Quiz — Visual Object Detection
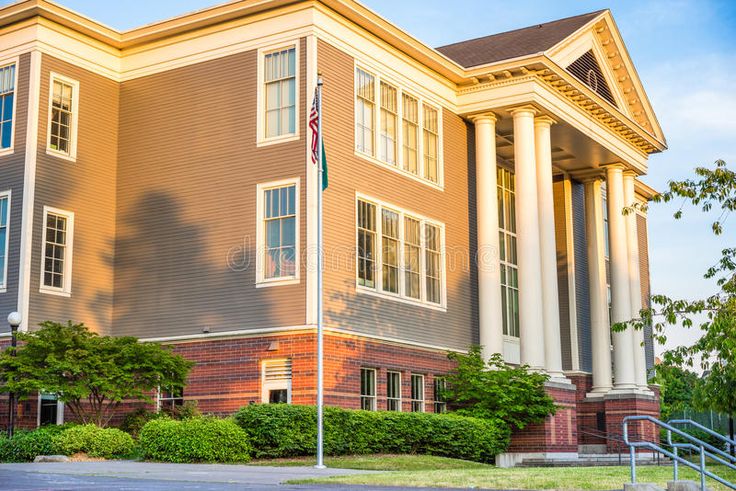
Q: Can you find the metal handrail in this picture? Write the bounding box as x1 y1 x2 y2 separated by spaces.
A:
623 415 736 491
669 419 736 457
666 419 736 483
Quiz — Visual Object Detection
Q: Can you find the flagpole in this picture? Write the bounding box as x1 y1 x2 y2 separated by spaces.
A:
315 74 326 470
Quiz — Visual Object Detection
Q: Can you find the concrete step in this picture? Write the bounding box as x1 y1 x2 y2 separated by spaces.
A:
518 454 671 467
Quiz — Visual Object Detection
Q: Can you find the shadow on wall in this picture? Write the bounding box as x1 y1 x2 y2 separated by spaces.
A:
111 191 277 339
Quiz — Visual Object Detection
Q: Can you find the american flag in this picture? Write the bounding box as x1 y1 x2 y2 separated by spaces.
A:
309 86 320 166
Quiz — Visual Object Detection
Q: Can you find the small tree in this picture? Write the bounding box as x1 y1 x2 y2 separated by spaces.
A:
0 321 193 427
444 346 556 430
616 160 736 450
652 364 700 421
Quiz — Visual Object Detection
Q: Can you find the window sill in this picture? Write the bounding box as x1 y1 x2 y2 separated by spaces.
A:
45 148 76 163
355 285 446 312
354 150 444 191
256 133 300 148
0 147 15 158
0 288 6 294
39 287 71 297
256 277 300 288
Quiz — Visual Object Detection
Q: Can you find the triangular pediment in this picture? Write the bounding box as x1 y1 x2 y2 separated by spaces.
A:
545 10 665 145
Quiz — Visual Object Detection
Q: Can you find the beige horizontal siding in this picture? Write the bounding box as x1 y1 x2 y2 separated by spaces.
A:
0 52 30 333
28 54 119 334
113 39 307 339
318 39 476 351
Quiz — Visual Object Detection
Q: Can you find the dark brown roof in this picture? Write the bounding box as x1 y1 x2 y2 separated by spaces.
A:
435 10 605 68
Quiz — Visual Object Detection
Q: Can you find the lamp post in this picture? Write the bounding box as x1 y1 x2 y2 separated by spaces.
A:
7 311 21 438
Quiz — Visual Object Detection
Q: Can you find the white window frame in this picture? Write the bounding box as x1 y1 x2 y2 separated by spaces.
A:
360 367 377 411
355 193 446 310
37 392 64 427
261 358 292 404
45 72 80 162
156 385 184 413
498 167 519 339
433 376 447 414
255 177 300 288
354 63 444 189
386 370 402 412
39 206 74 297
410 373 425 412
256 41 300 147
0 190 11 293
0 57 19 157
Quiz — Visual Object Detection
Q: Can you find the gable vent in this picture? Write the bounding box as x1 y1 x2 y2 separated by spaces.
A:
566 50 617 107
264 359 292 381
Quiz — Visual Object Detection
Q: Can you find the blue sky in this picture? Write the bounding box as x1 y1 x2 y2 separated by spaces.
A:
10 0 736 355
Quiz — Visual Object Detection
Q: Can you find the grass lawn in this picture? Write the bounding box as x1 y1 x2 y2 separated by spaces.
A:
250 454 488 470
281 455 736 490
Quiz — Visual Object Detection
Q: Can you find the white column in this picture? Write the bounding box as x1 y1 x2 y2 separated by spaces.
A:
534 116 566 381
605 164 637 393
583 177 613 397
623 171 652 393
473 114 504 359
510 106 546 371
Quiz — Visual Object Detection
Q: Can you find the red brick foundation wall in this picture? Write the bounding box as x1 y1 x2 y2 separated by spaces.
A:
508 382 578 454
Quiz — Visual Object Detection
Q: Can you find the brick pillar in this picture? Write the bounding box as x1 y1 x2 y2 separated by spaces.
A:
603 392 660 453
504 381 578 462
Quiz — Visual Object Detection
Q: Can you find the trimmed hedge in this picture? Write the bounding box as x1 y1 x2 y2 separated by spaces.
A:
139 417 251 463
0 424 72 462
234 404 510 463
53 424 135 458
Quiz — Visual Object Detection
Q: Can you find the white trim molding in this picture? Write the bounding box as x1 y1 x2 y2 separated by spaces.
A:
255 177 301 288
17 49 42 333
38 205 74 297
45 71 80 162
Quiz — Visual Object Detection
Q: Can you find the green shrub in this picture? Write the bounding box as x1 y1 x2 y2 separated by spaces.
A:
53 424 135 458
139 417 251 463
234 404 510 463
1 425 72 462
120 408 167 438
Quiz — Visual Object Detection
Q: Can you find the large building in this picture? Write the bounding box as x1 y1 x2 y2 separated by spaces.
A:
0 0 665 464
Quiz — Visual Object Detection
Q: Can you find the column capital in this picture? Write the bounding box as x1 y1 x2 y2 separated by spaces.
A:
468 112 498 124
571 169 606 183
622 169 640 179
508 105 538 117
601 162 627 172
534 115 557 127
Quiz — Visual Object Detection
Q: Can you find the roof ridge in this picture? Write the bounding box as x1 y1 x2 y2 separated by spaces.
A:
435 9 606 50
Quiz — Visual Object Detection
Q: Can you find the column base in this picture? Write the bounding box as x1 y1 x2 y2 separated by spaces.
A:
585 386 613 399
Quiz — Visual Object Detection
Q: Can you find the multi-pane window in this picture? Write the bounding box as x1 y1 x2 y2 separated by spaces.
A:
158 386 184 413
264 47 296 138
401 94 419 174
356 198 444 306
41 209 73 293
410 374 424 412
0 193 8 289
357 200 376 288
433 377 447 414
403 217 421 300
49 78 75 156
356 68 375 155
422 105 439 183
0 63 15 150
602 193 612 323
387 371 401 411
425 224 441 305
379 82 398 165
360 368 376 410
355 68 441 185
261 183 297 281
381 209 399 294
498 168 519 337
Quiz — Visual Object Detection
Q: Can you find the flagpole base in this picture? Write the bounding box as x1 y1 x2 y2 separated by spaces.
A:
314 464 327 469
